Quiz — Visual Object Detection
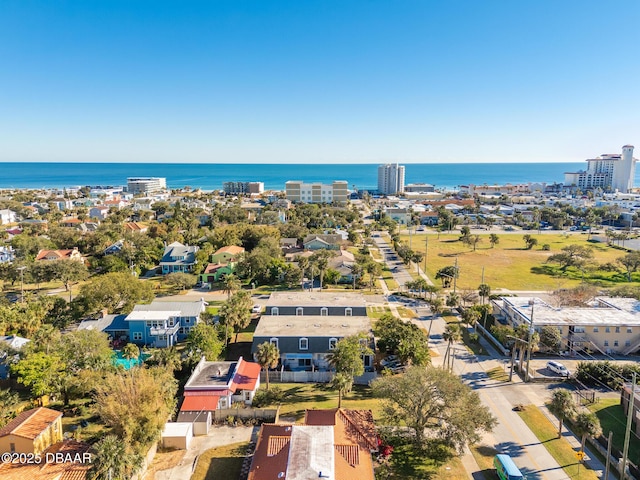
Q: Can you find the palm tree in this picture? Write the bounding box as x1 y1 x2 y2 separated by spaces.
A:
297 256 310 290
149 346 182 372
478 283 491 304
548 389 577 438
255 342 280 390
331 372 353 408
428 297 444 337
222 274 241 299
87 434 143 480
573 411 602 454
442 324 462 370
122 343 140 363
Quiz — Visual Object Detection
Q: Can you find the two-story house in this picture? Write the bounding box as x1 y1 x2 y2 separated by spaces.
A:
200 245 245 284
160 241 199 274
252 293 374 372
35 247 84 263
302 234 343 251
125 299 206 347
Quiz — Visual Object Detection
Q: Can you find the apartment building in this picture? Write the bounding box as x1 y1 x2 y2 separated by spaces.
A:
126 177 167 195
223 181 264 195
285 180 349 204
377 163 405 195
493 296 640 355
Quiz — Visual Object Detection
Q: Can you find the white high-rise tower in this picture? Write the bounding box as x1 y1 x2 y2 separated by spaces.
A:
612 145 636 193
377 164 405 195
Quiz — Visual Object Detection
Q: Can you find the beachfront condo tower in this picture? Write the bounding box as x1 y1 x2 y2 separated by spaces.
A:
377 163 405 195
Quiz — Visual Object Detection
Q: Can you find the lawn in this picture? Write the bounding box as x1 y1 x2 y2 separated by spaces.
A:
517 405 600 480
382 267 399 290
259 383 383 421
367 305 391 318
470 444 499 480
377 442 471 479
588 397 640 465
403 232 630 290
191 442 249 480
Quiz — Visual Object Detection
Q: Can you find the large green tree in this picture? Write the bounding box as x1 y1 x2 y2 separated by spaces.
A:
218 290 253 343
372 366 495 450
75 272 154 315
327 333 372 385
185 322 223 364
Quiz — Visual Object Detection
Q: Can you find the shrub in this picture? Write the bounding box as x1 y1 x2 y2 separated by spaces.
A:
469 333 479 343
542 244 551 251
252 386 284 407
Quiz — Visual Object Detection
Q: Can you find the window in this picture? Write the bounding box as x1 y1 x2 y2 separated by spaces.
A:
299 338 308 350
593 327 599 333
321 307 328 316
626 340 632 347
574 327 585 333
628 327 633 334
329 338 338 350
345 308 352 316
9 443 15 453
616 327 620 333
168 318 175 327
605 327 610 333
604 340 609 347
133 332 143 341
270 338 279 349
614 340 619 347
185 318 191 324
296 307 304 316
271 307 279 316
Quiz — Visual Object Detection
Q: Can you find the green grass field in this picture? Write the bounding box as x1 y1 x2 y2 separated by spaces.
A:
402 232 631 290
517 405 599 480
588 397 640 465
191 442 249 480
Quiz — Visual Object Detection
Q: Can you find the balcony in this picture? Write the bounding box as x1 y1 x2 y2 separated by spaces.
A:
150 323 180 336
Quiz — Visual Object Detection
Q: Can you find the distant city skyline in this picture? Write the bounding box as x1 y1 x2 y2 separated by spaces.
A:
0 1 639 164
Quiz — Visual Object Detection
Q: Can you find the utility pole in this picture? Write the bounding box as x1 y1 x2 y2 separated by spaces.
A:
17 266 26 303
621 374 636 480
525 299 535 382
604 430 612 480
509 336 517 382
453 257 458 294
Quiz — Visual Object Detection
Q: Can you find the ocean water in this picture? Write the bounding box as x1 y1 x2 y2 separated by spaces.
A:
0 162 600 191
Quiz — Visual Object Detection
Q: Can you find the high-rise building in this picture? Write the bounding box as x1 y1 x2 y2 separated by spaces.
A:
377 164 405 195
126 177 167 195
285 181 349 204
564 145 636 193
223 181 264 195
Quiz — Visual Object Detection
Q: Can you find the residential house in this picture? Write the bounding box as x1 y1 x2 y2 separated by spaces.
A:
328 249 356 283
0 439 91 480
103 240 124 255
35 247 84 263
385 207 411 225
0 407 62 455
77 314 128 345
247 408 378 480
88 206 110 220
303 234 343 251
252 293 374 372
0 335 30 379
160 241 199 274
280 238 299 250
200 245 245 284
126 299 207 346
420 211 439 226
180 356 261 412
0 209 17 225
124 222 148 233
59 218 83 228
0 246 15 264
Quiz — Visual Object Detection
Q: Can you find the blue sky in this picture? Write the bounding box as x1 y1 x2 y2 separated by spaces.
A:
1 1 639 164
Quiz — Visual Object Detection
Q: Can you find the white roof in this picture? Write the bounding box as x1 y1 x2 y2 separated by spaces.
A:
162 422 193 438
287 425 334 480
125 310 182 321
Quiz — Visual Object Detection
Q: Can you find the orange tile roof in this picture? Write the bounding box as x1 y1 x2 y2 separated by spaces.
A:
214 245 245 255
35 249 78 261
124 222 146 231
248 410 377 480
0 407 62 440
0 440 90 480
179 395 219 412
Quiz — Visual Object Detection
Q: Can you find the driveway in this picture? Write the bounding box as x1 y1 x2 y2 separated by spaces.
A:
153 425 256 480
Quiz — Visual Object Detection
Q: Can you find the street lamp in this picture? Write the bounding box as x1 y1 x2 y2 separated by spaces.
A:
17 266 26 303
525 299 535 382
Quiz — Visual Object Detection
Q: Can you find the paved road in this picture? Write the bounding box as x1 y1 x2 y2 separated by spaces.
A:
372 234 415 288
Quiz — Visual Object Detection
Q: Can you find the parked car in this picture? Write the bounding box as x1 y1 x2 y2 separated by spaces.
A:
546 361 570 377
380 355 398 367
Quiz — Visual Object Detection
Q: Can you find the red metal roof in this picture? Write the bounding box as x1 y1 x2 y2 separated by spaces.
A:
231 359 261 391
180 395 219 412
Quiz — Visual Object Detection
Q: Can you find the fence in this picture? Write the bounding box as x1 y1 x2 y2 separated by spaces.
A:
261 371 377 385
475 322 510 356
212 407 280 424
